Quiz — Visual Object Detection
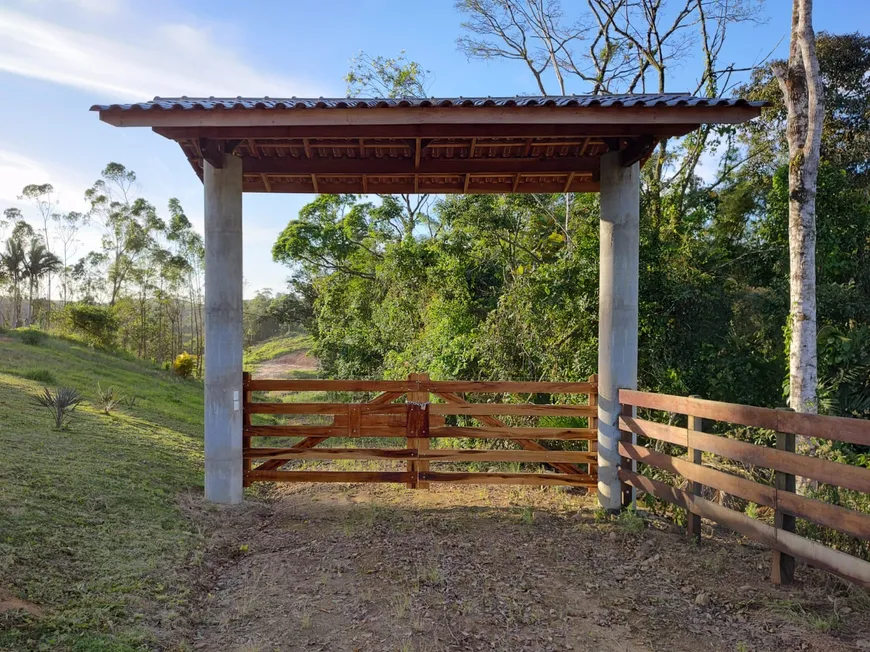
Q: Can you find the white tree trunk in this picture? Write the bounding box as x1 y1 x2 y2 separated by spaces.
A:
773 0 824 490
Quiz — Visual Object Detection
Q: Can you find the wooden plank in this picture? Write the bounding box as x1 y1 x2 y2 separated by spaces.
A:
246 403 352 415
108 105 762 129
429 403 596 416
620 389 779 430
772 416 797 585
408 373 430 490
777 491 870 543
420 471 595 487
429 426 597 440
247 448 417 460
618 442 777 508
619 469 870 588
619 416 688 447
246 448 595 463
687 402 703 543
248 379 419 392
244 425 345 437
247 470 411 484
688 429 870 494
434 392 584 476
588 373 598 475
420 450 595 463
619 390 870 447
154 123 703 141
242 372 253 485
423 380 595 394
243 156 601 177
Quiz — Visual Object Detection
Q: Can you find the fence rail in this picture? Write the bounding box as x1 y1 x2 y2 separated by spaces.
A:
242 372 599 490
618 389 870 588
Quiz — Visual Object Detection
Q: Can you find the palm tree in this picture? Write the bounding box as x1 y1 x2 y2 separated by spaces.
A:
1 238 27 327
23 241 61 326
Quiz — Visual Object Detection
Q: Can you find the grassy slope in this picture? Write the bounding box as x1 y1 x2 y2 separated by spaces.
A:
0 334 205 651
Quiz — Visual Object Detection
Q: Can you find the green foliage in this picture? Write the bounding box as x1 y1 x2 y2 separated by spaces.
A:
95 383 123 415
345 50 430 98
172 351 196 378
63 302 119 348
17 327 46 345
33 386 83 429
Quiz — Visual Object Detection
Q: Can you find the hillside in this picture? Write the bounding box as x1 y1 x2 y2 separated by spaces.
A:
244 333 317 377
0 331 205 651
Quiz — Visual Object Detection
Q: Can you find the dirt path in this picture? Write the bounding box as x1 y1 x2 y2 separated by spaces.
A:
182 485 870 652
254 349 318 378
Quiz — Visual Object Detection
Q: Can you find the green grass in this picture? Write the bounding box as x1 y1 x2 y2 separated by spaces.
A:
0 333 205 651
243 333 314 370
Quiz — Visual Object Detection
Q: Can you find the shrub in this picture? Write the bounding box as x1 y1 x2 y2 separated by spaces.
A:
64 303 118 348
20 368 57 384
95 383 123 415
18 328 46 346
172 352 196 379
34 386 83 429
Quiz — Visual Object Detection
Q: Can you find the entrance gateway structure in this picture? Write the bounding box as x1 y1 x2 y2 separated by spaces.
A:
92 95 765 509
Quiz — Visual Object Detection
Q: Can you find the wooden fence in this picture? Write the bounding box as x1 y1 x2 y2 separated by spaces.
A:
618 389 870 588
242 372 598 489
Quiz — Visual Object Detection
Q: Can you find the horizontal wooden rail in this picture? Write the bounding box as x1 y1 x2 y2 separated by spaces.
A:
620 389 870 447
619 469 870 588
244 425 406 438
429 426 597 440
246 470 412 483
245 447 595 463
419 471 595 486
248 378 595 394
619 442 870 542
620 416 870 494
429 403 595 416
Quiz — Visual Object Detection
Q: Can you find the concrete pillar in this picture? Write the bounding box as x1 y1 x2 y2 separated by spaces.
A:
597 151 640 511
204 153 244 504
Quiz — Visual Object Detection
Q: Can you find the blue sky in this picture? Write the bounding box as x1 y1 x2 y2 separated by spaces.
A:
0 0 867 297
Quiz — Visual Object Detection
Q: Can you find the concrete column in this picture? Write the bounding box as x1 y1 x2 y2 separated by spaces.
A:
204 153 244 504
597 151 640 511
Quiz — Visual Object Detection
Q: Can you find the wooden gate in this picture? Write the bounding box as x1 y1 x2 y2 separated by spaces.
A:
242 372 598 489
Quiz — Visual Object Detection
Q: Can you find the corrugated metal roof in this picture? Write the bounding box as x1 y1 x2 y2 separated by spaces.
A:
92 94 766 112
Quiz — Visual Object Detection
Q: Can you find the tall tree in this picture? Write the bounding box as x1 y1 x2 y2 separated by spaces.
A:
20 184 58 324
770 0 824 432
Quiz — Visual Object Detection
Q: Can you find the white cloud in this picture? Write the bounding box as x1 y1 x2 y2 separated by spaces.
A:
0 148 89 212
0 5 327 100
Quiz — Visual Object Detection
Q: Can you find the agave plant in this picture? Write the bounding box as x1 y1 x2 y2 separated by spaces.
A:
95 383 123 415
34 386 83 429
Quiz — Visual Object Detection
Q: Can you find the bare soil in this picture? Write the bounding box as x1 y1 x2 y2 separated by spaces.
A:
180 484 870 652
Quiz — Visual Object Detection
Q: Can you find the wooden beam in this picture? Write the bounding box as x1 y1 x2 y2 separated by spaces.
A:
242 178 601 195
414 137 422 168
242 155 600 176
153 123 703 141
199 138 224 168
468 137 477 158
261 174 271 192
563 172 575 193
311 174 319 193
620 136 658 167
302 138 312 158
106 105 762 128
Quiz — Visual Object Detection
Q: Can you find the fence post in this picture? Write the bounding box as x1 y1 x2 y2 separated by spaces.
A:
619 400 634 510
406 373 430 489
588 374 598 481
686 397 703 544
772 407 796 585
242 371 252 488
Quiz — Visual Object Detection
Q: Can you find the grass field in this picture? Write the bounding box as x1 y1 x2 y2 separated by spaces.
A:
0 331 205 651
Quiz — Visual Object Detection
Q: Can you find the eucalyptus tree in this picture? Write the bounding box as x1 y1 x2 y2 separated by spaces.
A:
20 184 59 322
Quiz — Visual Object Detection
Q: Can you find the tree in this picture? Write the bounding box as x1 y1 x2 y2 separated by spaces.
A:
20 184 59 324
85 163 160 306
53 211 84 306
1 231 28 327
22 239 61 325
770 0 824 437
345 51 431 98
